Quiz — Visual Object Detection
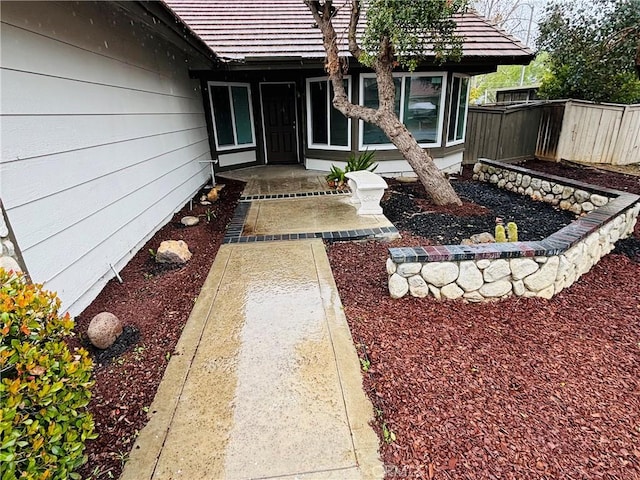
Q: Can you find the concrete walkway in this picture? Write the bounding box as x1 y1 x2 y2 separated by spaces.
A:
121 167 384 479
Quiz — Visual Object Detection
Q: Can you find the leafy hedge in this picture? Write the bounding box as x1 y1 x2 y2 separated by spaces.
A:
0 268 95 479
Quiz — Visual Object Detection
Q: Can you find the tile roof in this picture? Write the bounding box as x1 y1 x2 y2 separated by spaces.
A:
162 0 532 64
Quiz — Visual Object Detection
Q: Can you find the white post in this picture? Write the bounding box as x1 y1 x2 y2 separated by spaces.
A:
199 159 217 186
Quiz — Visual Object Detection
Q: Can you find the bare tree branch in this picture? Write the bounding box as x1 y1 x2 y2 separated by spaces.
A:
348 0 362 60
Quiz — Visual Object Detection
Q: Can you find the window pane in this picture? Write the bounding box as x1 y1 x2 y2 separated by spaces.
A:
362 77 401 145
456 78 469 141
329 80 348 146
231 86 253 145
211 86 234 146
405 76 442 144
310 81 328 145
447 77 461 142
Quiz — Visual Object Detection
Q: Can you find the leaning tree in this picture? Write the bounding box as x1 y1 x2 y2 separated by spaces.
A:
304 0 469 206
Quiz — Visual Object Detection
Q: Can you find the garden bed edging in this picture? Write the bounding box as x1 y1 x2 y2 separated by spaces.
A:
387 159 640 302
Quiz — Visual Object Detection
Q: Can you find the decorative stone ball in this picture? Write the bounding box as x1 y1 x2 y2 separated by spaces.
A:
87 312 123 349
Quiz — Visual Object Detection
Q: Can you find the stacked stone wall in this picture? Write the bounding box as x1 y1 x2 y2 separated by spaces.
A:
388 160 640 302
472 162 610 215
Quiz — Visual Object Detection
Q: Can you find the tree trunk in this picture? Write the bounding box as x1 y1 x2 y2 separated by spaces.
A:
377 113 462 205
305 0 462 206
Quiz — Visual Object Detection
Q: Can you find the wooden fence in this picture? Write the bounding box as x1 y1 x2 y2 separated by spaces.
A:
464 99 640 166
552 100 640 165
463 103 542 164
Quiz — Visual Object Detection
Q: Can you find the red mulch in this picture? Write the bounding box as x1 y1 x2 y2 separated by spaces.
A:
70 180 243 479
327 240 640 479
327 160 640 479
66 160 640 479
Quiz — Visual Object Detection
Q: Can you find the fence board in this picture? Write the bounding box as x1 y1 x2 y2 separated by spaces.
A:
535 102 565 160
466 99 638 166
613 105 640 165
464 104 540 164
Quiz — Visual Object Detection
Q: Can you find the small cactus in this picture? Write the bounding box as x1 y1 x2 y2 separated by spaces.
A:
495 224 507 242
507 222 518 242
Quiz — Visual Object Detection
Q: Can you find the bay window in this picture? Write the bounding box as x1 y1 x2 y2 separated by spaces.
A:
359 73 446 149
447 75 470 145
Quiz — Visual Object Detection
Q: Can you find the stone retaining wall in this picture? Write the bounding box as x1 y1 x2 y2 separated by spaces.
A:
0 202 25 274
387 160 640 302
472 161 611 215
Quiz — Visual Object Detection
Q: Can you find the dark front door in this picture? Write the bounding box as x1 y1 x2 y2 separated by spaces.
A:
261 83 298 164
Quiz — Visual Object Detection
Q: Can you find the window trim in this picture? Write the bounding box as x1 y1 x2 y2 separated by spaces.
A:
358 72 448 151
207 81 256 151
446 74 471 147
305 76 352 151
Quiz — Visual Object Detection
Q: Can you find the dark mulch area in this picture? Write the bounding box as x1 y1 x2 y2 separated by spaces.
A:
327 160 640 479
383 179 576 244
68 179 244 479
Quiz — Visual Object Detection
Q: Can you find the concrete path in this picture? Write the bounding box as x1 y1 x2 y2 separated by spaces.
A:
121 167 383 479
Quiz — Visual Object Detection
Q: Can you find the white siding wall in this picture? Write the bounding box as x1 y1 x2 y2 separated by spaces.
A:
0 2 213 315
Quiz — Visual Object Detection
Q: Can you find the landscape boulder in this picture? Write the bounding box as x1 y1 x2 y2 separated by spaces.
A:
156 240 192 264
181 216 200 227
87 312 123 349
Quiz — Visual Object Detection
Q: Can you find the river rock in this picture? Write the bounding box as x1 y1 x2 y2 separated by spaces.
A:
397 262 422 277
470 232 495 244
0 256 21 273
456 261 483 292
483 259 510 282
441 283 464 300
523 256 559 292
386 258 397 275
181 216 200 227
87 312 123 349
421 262 459 287
389 273 409 299
156 240 192 264
573 189 590 203
509 258 539 280
408 275 429 298
479 280 512 298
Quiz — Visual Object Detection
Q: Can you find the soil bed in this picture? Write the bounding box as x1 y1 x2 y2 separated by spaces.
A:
382 178 576 244
71 180 244 479
70 160 639 479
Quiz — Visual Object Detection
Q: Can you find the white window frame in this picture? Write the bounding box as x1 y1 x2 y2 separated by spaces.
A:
446 74 471 147
358 72 448 151
306 76 352 151
207 81 257 151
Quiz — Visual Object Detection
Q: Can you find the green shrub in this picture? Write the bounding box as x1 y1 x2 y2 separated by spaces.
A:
327 150 378 185
326 164 346 184
0 268 95 480
345 150 377 173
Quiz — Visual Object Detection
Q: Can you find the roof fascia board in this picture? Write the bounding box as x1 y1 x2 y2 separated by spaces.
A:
113 1 218 65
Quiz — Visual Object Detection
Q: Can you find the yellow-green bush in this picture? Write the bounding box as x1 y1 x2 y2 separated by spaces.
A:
0 268 95 480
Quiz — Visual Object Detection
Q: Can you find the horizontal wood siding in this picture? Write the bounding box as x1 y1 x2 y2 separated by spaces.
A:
0 2 212 315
